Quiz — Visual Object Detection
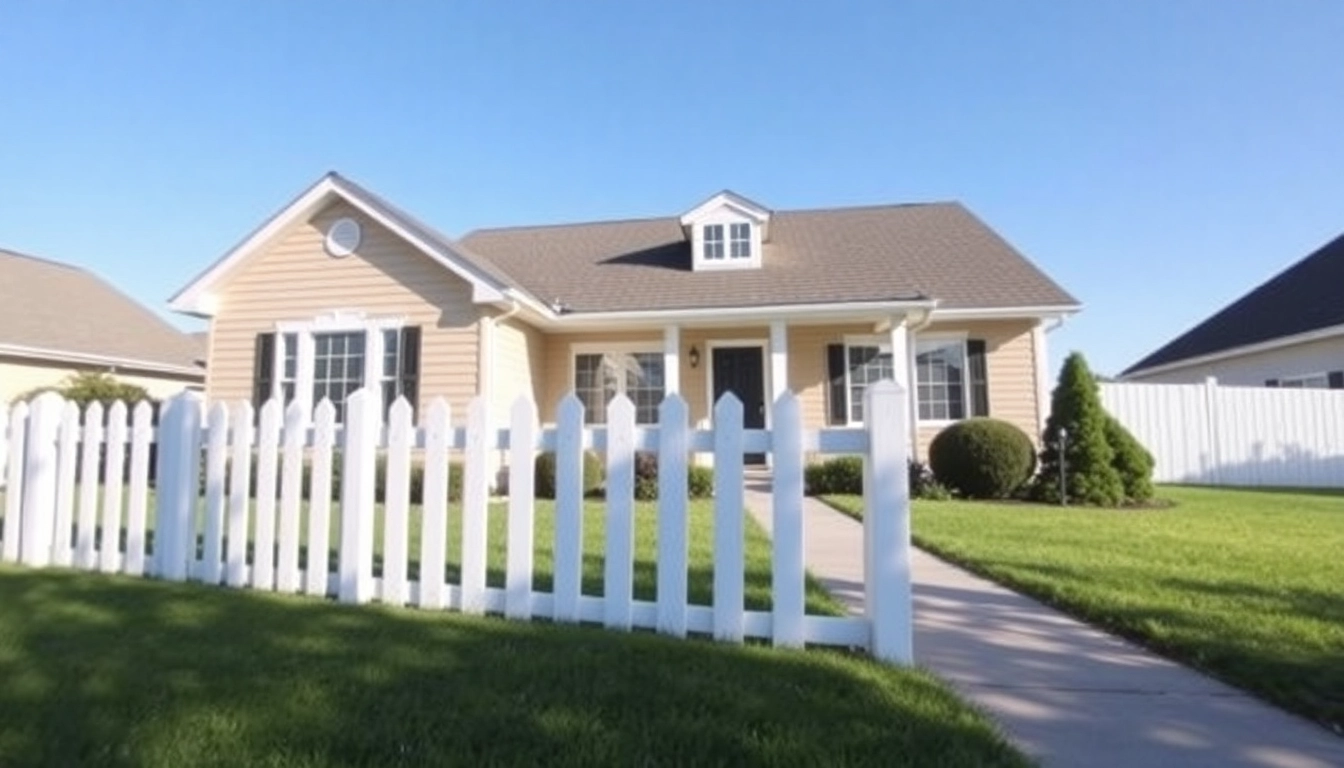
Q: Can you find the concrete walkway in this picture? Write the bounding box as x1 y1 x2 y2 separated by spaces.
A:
742 479 1344 768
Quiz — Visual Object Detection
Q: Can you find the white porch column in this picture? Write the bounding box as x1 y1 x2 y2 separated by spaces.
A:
769 320 788 407
663 325 681 395
888 318 916 458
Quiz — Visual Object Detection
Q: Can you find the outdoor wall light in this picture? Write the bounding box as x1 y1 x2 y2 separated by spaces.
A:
689 345 701 368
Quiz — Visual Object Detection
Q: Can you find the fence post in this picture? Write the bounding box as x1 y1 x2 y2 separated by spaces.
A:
2 401 27 563
339 388 378 604
19 392 64 567
155 391 203 581
863 380 913 664
1204 376 1221 485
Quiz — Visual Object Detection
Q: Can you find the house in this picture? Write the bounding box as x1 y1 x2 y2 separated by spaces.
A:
169 172 1077 459
1123 232 1344 388
0 248 205 405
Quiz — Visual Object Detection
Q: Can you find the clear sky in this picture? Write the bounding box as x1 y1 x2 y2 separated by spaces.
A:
3 1 1342 377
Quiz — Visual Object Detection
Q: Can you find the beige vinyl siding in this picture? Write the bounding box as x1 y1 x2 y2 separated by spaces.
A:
0 356 202 405
492 316 546 418
205 200 482 413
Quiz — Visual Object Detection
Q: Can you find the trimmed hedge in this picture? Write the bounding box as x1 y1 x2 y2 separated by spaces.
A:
533 450 605 500
928 418 1035 499
206 452 464 504
804 456 949 500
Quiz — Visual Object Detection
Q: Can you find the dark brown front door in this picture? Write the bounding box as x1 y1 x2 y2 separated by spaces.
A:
711 346 766 465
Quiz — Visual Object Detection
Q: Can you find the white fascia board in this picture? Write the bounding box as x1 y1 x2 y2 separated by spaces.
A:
168 174 507 317
929 305 1081 322
0 344 205 378
537 299 939 330
1121 321 1344 380
679 191 771 227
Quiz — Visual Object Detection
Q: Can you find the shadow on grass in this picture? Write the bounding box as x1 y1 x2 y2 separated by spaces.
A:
0 567 1025 767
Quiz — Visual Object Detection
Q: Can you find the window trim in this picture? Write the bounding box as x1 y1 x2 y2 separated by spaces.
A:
842 333 969 427
271 311 406 421
570 342 666 424
692 218 763 271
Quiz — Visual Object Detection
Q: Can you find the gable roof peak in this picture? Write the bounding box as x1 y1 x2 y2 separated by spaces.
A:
679 190 772 227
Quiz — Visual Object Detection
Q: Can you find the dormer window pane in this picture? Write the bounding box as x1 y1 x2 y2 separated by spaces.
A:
730 223 751 259
704 224 724 259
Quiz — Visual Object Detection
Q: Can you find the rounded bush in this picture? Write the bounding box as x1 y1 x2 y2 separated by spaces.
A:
928 418 1035 499
535 450 604 499
687 465 714 499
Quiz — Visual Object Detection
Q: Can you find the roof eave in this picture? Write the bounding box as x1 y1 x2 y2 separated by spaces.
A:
1121 321 1344 379
0 344 205 378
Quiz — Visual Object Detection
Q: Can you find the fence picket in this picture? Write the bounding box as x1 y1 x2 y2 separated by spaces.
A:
99 401 128 573
202 403 229 584
418 398 451 610
864 381 912 664
383 397 413 607
506 396 538 620
276 400 306 594
1 402 24 563
338 389 377 604
552 394 585 623
73 402 101 569
226 402 254 588
155 392 203 582
605 395 636 631
123 401 154 576
656 394 689 637
712 393 746 643
252 399 282 590
460 397 489 614
19 393 63 566
771 392 805 648
305 400 336 596
52 401 80 567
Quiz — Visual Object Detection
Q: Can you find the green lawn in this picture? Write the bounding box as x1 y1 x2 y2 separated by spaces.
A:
821 486 1344 731
1 492 842 616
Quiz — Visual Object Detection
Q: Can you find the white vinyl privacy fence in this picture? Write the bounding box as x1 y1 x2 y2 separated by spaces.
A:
0 383 913 663
1100 379 1344 488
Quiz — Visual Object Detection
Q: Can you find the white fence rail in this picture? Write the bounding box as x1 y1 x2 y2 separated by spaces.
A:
0 384 913 662
1100 379 1344 488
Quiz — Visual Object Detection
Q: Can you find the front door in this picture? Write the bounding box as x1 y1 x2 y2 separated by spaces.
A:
711 346 767 465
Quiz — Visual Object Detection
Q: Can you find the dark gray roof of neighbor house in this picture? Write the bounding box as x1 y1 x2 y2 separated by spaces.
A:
0 248 204 371
1123 232 1344 375
457 202 1077 313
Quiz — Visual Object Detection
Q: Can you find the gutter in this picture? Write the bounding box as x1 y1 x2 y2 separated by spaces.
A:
0 344 204 378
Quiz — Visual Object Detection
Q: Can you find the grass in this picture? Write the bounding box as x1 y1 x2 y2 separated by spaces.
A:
821 486 1344 732
2 490 843 616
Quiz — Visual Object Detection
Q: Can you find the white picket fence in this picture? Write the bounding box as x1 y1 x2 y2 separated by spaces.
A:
1100 379 1344 488
0 383 913 662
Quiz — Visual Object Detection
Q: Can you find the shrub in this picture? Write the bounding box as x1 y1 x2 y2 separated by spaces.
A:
15 371 155 408
534 451 605 500
1033 352 1124 506
928 418 1035 499
687 465 714 499
804 456 864 495
206 452 463 504
1105 416 1155 504
633 451 659 501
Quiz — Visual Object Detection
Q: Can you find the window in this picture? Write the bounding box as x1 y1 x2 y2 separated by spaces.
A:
280 333 298 405
381 327 420 416
841 338 970 424
729 222 751 259
313 332 366 423
915 340 967 421
703 224 724 260
573 350 665 425
1279 373 1330 389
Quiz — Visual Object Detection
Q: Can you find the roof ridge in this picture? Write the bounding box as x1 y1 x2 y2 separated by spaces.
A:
0 247 87 272
462 200 960 238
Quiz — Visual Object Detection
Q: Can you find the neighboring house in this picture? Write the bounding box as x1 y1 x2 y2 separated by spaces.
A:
169 173 1078 460
0 248 205 404
1123 232 1344 388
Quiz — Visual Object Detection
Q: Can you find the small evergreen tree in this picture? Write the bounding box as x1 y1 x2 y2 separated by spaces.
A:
1034 352 1124 506
1105 415 1155 504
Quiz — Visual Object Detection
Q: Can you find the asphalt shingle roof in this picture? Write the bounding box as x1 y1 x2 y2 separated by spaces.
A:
0 248 203 370
457 202 1077 313
1123 232 1344 375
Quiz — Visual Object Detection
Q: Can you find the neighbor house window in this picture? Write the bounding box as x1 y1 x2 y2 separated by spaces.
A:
843 338 970 424
729 222 752 259
573 349 665 425
703 224 725 260
1277 373 1330 389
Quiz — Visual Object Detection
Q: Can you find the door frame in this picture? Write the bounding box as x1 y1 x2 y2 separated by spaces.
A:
704 339 772 428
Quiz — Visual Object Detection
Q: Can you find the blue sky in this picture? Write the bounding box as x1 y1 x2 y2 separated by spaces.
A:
2 1 1342 377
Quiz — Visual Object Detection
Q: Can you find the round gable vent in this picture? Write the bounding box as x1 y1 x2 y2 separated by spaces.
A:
325 217 362 258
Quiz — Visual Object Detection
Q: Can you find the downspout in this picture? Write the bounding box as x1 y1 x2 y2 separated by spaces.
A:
480 299 523 406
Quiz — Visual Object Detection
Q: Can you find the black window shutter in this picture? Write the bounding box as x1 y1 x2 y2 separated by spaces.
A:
967 339 989 417
1265 379 1280 388
1329 371 1344 389
826 344 848 425
252 332 276 408
399 326 421 407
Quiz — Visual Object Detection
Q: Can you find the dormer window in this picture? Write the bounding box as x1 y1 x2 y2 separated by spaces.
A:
704 224 725 260
729 223 752 259
680 190 771 272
